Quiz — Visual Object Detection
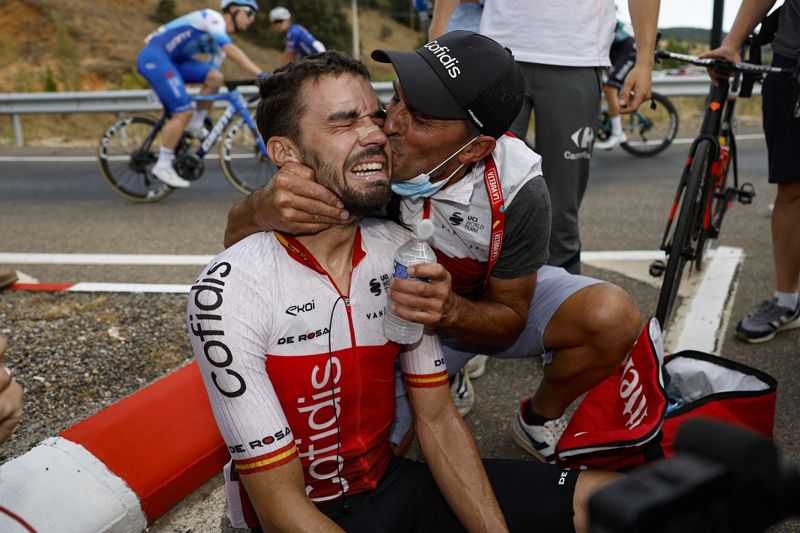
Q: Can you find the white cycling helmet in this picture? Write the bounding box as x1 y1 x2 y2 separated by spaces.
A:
269 6 291 22
220 0 259 12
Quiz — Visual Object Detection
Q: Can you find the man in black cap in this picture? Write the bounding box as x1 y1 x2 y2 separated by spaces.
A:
225 31 642 466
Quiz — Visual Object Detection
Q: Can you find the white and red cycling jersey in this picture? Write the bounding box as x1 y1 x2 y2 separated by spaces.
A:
188 219 448 527
397 134 550 296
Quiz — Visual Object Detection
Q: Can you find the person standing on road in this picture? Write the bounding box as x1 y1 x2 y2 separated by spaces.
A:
702 0 800 343
136 0 267 189
223 32 643 465
190 50 620 532
269 6 327 66
462 0 660 274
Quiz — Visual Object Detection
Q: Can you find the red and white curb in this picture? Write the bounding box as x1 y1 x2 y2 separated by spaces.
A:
10 282 190 294
0 363 228 532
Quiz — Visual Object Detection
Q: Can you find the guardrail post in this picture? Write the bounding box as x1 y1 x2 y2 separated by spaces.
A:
11 114 24 146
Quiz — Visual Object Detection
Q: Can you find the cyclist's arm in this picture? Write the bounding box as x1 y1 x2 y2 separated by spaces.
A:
224 162 350 248
621 0 660 113
402 336 508 532
429 0 459 40
239 461 342 532
281 50 298 66
222 42 264 78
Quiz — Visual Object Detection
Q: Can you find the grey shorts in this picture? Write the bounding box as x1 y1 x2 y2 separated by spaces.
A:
391 265 603 443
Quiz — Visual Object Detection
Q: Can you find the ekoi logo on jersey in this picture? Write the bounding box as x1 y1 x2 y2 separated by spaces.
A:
277 327 330 345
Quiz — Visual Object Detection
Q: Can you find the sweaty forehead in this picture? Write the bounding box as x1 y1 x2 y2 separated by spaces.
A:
302 74 379 123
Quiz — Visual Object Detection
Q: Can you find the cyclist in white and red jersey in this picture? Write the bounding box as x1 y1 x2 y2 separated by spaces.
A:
224 32 642 467
191 51 619 532
136 0 266 189
269 6 327 66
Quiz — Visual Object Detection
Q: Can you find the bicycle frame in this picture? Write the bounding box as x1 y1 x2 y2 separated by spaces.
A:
142 85 267 161
658 76 735 252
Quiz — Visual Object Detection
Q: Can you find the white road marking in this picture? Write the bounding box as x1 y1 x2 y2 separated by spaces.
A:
5 248 743 353
0 134 766 163
668 246 743 354
0 253 214 265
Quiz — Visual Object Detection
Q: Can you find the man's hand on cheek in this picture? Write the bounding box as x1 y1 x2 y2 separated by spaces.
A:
388 263 456 329
265 162 351 235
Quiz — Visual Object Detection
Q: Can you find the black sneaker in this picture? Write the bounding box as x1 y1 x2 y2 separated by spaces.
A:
735 298 800 343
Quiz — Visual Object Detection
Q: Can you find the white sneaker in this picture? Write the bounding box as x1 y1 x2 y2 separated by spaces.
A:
152 165 190 188
595 131 627 151
511 402 568 463
450 369 475 417
185 126 209 140
465 355 489 379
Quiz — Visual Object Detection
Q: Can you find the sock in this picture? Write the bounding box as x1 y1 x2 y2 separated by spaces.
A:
774 291 799 310
522 399 554 426
155 146 174 169
188 109 208 131
610 115 623 136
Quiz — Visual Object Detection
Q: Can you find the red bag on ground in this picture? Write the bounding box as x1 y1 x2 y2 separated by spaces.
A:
556 318 668 471
660 350 778 457
555 319 779 471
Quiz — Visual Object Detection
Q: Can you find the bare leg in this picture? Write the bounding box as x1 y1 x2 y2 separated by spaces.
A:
772 182 800 294
603 85 621 119
160 110 193 150
530 283 642 419
572 470 624 533
196 69 224 115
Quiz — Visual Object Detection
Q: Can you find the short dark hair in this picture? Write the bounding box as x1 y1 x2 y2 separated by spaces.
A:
256 51 371 146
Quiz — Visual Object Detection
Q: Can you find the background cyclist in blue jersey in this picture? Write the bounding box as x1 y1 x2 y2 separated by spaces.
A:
269 6 327 66
136 0 267 189
595 19 638 150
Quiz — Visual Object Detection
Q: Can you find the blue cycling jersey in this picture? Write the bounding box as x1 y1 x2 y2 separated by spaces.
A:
145 9 232 69
285 24 326 57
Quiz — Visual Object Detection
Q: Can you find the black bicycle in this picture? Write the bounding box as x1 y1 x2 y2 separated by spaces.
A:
97 80 276 203
597 91 679 156
649 50 797 331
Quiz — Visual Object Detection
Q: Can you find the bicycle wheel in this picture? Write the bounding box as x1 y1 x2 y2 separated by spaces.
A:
97 115 173 203
655 139 713 331
219 114 278 195
620 92 679 157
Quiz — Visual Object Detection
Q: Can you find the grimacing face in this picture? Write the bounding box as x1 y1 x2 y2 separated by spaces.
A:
296 74 392 216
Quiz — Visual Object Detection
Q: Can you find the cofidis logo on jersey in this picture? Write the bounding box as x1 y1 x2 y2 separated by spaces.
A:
423 40 461 79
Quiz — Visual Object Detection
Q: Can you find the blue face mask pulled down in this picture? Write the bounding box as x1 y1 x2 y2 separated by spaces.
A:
391 136 478 201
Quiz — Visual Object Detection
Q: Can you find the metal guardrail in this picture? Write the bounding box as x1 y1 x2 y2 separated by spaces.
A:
0 78 758 146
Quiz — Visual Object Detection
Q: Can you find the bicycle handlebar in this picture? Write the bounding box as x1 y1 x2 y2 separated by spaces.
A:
224 79 261 91
656 50 794 75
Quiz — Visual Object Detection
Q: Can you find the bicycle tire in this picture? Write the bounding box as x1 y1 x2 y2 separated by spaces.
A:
655 139 713 331
219 114 278 195
694 148 731 272
97 115 173 203
621 92 680 157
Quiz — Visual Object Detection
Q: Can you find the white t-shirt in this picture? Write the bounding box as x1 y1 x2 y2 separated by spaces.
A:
480 0 615 67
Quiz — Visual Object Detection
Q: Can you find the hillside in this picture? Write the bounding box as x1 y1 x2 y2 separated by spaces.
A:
0 0 422 92
0 1 422 143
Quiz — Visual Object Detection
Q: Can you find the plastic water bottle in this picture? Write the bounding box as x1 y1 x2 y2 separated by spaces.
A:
383 219 437 344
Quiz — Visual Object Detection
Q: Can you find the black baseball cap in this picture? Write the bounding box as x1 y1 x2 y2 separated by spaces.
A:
372 30 524 139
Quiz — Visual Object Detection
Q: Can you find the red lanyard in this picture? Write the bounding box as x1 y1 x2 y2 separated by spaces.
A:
423 155 505 291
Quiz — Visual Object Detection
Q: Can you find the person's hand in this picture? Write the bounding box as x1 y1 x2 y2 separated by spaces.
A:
388 262 456 329
699 44 741 86
261 162 351 234
619 63 653 114
0 336 22 444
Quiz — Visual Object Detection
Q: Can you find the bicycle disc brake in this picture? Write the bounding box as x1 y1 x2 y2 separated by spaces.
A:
174 153 205 181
